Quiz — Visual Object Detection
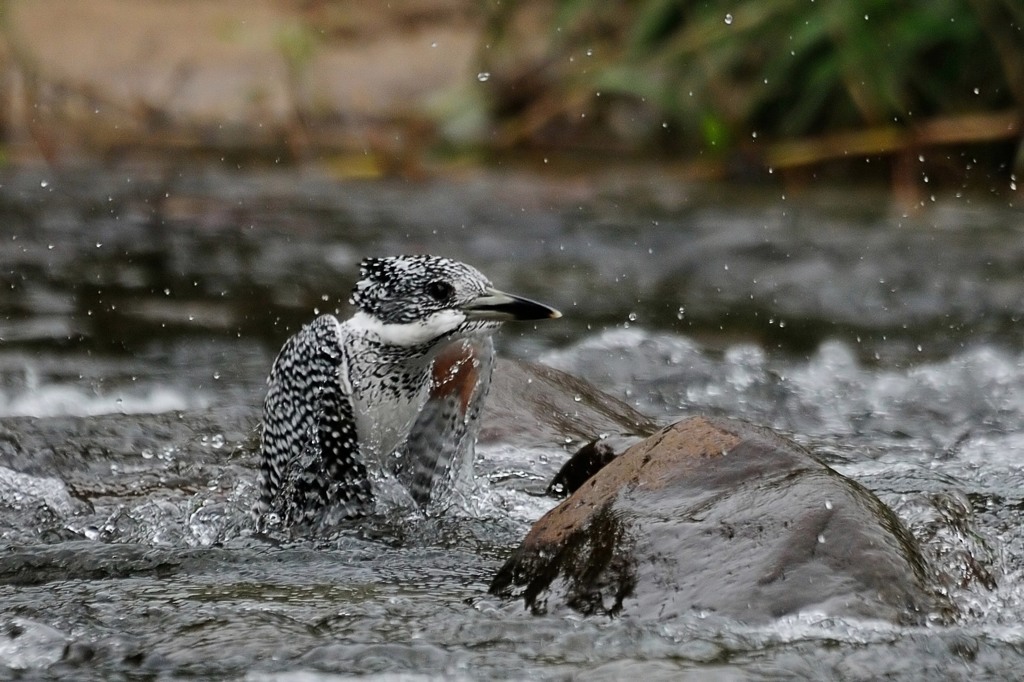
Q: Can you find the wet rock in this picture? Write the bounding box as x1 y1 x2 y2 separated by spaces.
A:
491 416 947 624
482 359 658 449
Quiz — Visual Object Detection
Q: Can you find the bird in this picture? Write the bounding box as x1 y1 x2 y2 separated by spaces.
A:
253 254 561 529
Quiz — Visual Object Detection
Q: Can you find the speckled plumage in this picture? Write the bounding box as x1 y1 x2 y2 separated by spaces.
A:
253 255 559 529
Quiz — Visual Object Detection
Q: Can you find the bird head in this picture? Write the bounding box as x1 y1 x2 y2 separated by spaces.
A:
349 255 561 347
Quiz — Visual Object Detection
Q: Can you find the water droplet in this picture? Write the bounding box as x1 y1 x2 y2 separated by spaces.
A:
825 500 833 510
40 180 49 188
973 87 980 95
430 41 438 48
817 534 826 544
676 306 686 320
627 312 638 322
476 72 490 82
724 13 733 24
573 394 582 403
585 48 593 56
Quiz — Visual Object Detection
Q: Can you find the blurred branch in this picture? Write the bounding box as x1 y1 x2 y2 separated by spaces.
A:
764 110 1022 169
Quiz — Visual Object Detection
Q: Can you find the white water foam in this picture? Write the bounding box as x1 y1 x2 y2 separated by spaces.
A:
0 383 209 418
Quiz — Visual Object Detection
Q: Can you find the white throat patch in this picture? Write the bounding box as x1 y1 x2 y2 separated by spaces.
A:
348 310 467 347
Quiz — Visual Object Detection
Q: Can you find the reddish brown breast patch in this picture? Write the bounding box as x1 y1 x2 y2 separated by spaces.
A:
431 341 481 412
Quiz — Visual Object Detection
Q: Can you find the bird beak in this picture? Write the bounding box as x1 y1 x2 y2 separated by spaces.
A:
461 288 562 321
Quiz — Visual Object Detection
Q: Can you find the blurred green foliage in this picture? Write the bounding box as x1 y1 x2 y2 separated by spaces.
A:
275 19 321 80
484 0 1023 155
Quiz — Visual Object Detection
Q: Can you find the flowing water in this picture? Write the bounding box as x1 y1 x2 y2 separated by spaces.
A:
1 164 1023 679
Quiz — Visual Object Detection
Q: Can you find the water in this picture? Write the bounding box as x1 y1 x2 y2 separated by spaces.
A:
1 164 1024 679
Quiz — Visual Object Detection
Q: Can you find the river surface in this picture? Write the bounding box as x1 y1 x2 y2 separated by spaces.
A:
1 164 1023 679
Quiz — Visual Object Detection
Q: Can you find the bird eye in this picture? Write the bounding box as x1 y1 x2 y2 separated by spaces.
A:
425 280 455 302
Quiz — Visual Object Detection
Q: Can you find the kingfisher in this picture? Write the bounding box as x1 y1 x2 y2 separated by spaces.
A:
253 254 561 529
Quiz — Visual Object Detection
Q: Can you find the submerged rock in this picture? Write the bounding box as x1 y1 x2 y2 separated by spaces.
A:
491 416 948 624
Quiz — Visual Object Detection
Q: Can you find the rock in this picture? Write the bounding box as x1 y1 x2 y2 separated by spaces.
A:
490 416 949 624
482 359 658 449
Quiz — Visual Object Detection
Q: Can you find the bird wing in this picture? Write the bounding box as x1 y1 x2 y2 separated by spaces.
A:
399 337 495 508
255 315 373 528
